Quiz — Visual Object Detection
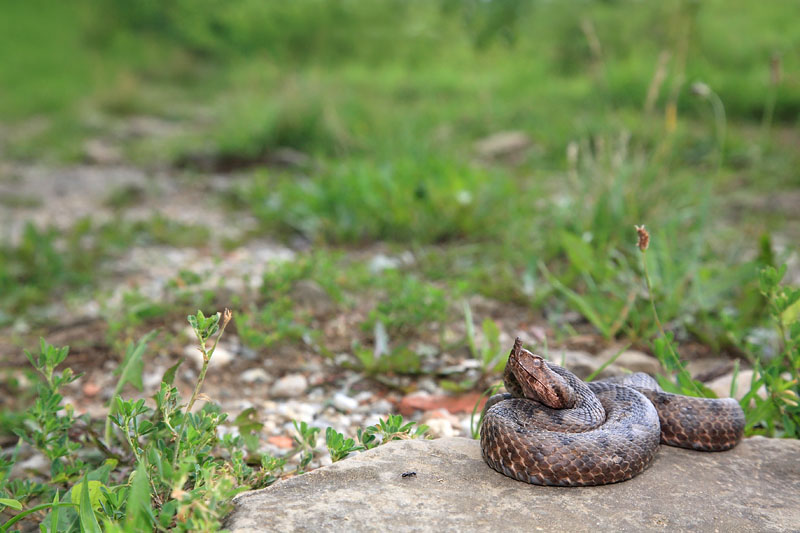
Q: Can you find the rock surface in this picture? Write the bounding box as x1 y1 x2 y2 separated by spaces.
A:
226 436 800 533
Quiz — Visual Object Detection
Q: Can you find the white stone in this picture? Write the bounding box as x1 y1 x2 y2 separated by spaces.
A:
332 392 359 412
270 374 308 398
241 368 271 384
354 391 374 403
276 400 319 422
368 254 402 273
363 399 394 415
424 418 456 438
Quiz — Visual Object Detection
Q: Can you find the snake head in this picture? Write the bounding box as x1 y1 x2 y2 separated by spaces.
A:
506 338 576 409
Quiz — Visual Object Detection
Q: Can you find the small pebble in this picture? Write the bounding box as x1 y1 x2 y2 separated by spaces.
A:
425 418 456 438
277 400 319 422
267 435 294 449
365 399 394 415
332 392 359 412
82 382 101 397
354 391 374 403
241 368 271 384
270 374 308 398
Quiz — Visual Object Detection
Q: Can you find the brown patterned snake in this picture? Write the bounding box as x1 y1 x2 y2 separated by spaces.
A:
480 338 745 486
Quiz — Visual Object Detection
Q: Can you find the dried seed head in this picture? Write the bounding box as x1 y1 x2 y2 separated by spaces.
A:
635 225 650 251
221 308 233 328
690 81 711 97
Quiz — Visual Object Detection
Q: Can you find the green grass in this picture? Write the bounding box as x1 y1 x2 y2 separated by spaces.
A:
0 216 211 326
0 0 795 385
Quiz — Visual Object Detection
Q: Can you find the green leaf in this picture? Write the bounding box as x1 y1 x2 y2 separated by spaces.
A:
77 474 102 533
71 480 106 511
161 358 184 386
481 318 502 369
1 502 76 532
782 294 800 328
113 330 157 391
0 498 23 510
158 499 179 528
125 461 155 532
49 491 60 533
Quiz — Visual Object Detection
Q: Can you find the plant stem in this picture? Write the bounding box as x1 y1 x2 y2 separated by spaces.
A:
708 90 726 172
172 310 231 464
640 248 701 395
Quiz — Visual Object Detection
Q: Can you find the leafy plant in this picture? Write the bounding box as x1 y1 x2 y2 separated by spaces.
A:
360 414 429 445
740 265 800 437
1 310 290 532
325 428 364 462
17 340 87 484
290 421 320 472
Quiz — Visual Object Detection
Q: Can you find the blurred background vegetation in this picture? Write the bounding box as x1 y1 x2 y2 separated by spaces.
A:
1 0 798 415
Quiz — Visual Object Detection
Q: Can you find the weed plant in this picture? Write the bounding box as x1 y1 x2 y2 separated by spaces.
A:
0 311 428 531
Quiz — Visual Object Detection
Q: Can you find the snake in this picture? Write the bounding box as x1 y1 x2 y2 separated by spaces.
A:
480 338 745 486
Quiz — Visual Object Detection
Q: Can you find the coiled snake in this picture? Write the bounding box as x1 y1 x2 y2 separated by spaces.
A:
480 338 745 486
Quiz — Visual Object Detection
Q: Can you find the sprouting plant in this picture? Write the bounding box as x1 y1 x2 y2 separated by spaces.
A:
360 414 428 445
325 428 365 462
291 421 320 472
463 301 507 374
18 339 87 484
174 309 233 463
361 273 448 336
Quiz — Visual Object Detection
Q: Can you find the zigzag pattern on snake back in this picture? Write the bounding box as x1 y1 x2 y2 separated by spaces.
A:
480 338 745 486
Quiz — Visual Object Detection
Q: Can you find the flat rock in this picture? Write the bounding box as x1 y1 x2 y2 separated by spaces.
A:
608 349 662 375
226 436 800 533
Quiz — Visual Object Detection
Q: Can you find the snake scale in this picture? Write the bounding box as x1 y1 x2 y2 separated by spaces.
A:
480 338 745 486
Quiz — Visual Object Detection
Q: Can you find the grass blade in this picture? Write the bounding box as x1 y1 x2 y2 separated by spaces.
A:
78 474 102 533
0 502 75 533
585 344 630 382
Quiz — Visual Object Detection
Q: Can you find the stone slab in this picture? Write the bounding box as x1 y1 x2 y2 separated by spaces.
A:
226 436 800 533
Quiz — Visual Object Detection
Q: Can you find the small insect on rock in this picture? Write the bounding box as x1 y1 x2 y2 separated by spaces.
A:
401 471 417 478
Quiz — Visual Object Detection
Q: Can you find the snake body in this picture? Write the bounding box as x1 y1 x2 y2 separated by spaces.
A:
480 339 745 486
